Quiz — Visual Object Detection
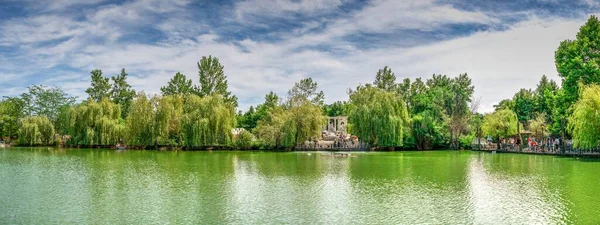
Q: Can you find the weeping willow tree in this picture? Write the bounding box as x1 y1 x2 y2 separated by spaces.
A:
528 113 547 141
69 98 124 145
18 116 55 146
482 109 518 144
569 84 600 149
155 94 184 146
253 106 288 148
182 94 235 147
280 101 325 148
348 85 409 148
125 93 156 147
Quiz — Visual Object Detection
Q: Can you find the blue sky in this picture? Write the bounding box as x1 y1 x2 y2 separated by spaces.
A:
0 0 598 112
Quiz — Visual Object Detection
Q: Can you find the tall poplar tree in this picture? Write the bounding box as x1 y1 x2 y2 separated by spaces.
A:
85 69 111 101
161 72 193 96
110 68 136 118
196 56 238 107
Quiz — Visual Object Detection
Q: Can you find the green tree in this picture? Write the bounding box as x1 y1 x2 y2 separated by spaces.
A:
253 106 288 148
196 55 238 107
569 84 600 149
18 116 55 146
0 97 26 140
482 109 518 146
348 84 409 148
512 88 536 126
323 101 349 117
234 130 254 149
182 95 236 147
287 78 324 106
161 72 193 96
68 98 124 146
237 92 280 131
528 113 547 141
86 69 111 101
20 85 76 125
155 95 184 146
280 101 325 148
110 68 136 118
493 99 514 111
410 110 444 150
555 16 600 135
125 93 156 147
374 66 397 92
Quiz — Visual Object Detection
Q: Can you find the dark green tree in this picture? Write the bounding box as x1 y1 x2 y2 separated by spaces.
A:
85 69 111 101
323 101 349 117
110 68 136 118
20 85 76 125
554 16 600 136
196 55 238 107
161 72 193 96
287 78 324 106
374 66 397 92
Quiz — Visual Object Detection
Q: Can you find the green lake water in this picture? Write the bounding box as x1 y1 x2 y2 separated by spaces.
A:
1 148 599 224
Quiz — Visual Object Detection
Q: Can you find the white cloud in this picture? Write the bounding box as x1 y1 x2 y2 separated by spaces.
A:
234 0 344 21
0 0 593 114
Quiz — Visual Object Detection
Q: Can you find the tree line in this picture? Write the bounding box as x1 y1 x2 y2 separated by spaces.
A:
481 15 600 150
2 16 600 150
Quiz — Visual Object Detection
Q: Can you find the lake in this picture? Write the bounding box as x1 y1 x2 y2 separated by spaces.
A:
1 148 599 224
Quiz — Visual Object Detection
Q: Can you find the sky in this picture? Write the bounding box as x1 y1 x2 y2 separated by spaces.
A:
0 0 598 112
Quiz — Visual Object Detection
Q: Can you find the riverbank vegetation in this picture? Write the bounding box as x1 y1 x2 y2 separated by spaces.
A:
2 16 600 150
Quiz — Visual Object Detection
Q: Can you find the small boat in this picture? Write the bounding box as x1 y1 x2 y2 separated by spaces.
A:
115 144 127 150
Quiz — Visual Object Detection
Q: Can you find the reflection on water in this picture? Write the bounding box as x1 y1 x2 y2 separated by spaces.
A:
0 148 599 224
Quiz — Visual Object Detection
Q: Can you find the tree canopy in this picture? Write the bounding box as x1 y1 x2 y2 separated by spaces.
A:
86 69 111 101
110 68 136 118
569 84 600 149
161 72 194 96
196 55 238 107
482 109 518 140
348 84 409 147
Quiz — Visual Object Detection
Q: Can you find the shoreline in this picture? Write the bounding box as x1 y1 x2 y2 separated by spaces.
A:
471 149 600 158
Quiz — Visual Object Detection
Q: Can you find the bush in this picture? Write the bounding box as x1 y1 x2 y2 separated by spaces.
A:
234 130 254 150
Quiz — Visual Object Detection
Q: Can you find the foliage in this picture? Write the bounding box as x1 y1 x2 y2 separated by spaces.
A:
280 101 325 148
182 95 235 147
68 98 124 146
348 85 409 147
155 95 184 146
528 113 547 139
254 80 325 149
323 101 350 117
410 110 444 150
399 74 474 149
196 55 238 107
110 68 136 118
482 109 518 140
374 66 396 92
253 106 288 148
569 84 600 149
512 88 536 123
0 97 26 139
161 72 194 96
234 130 254 149
86 69 111 101
20 85 76 124
125 93 156 147
287 78 324 106
18 116 55 146
238 92 280 132
554 16 600 137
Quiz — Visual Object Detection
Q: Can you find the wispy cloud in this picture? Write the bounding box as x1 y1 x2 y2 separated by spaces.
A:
0 0 596 113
